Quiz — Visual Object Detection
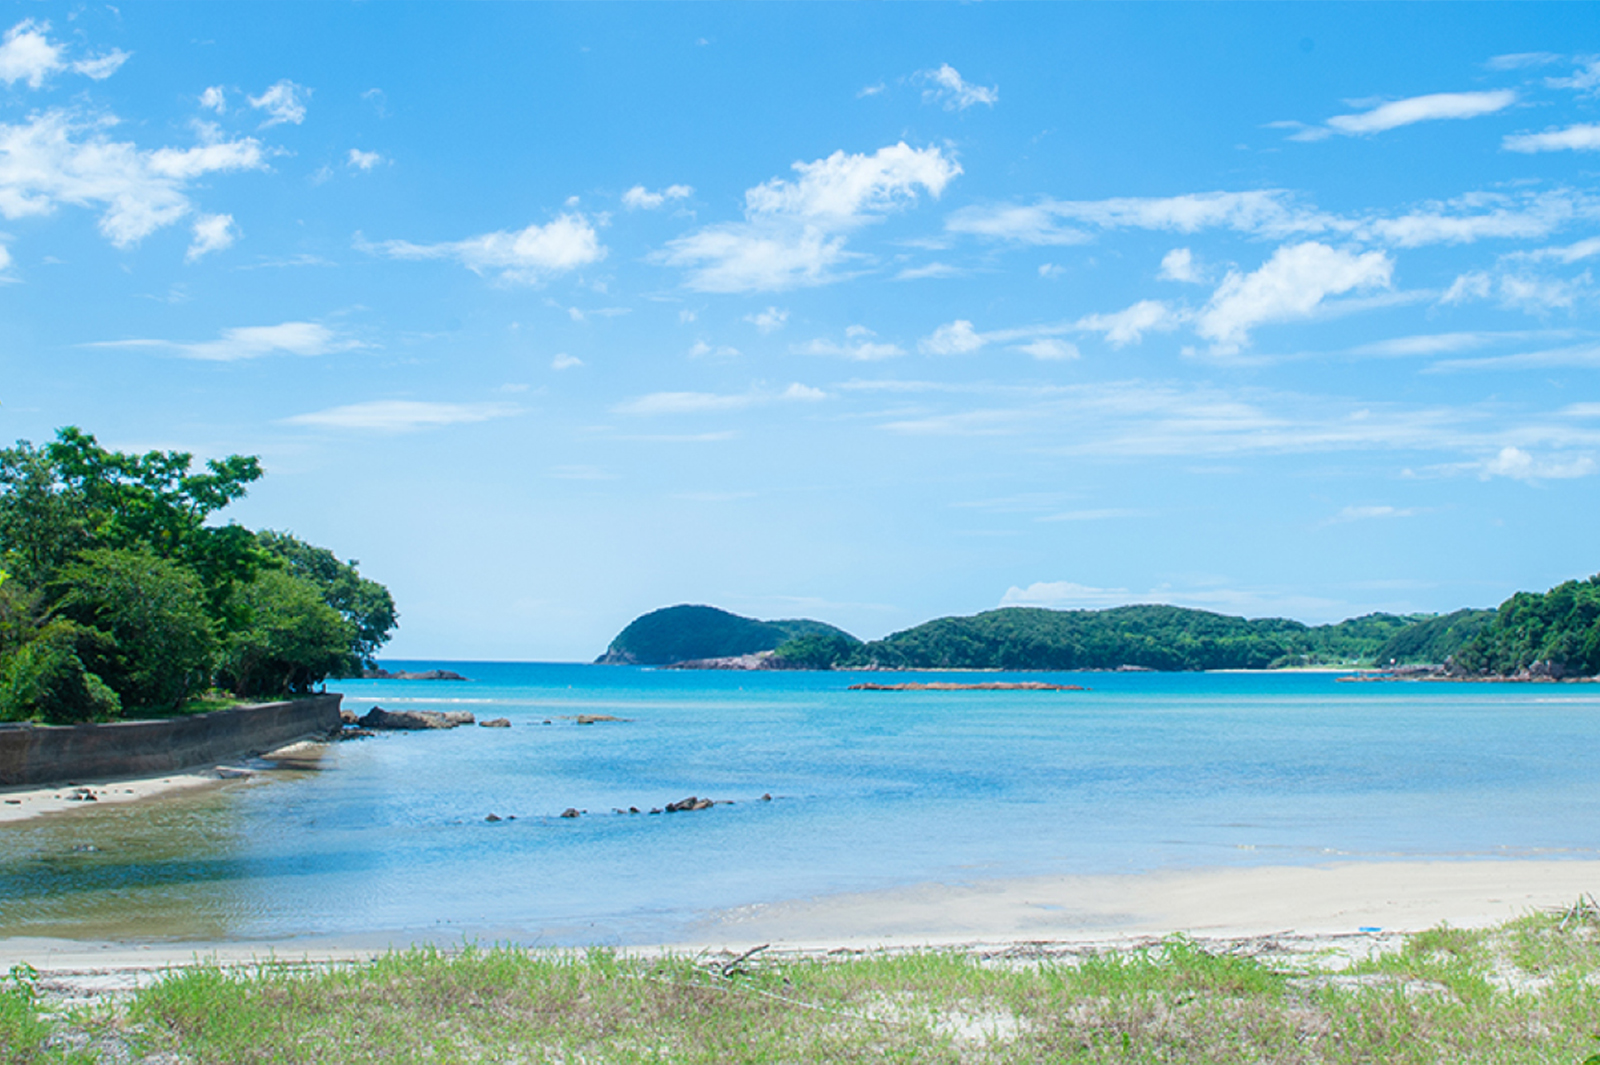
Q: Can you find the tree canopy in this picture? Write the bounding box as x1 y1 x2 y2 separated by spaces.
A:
0 428 397 722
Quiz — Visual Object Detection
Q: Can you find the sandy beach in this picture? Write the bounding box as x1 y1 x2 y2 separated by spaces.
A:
3 857 1594 991
679 858 1600 951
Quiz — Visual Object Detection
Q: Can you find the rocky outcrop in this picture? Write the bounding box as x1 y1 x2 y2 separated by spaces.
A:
479 717 511 728
360 668 471 681
356 707 475 730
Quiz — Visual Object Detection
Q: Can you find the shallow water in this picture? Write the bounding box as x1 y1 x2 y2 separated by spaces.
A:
3 664 1598 946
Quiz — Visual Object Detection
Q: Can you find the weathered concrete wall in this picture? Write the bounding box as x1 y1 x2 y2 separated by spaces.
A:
0 694 342 788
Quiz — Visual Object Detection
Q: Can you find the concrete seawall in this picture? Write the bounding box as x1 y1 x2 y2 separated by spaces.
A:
0 694 343 788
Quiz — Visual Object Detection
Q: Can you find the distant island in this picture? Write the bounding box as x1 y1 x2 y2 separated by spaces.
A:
599 572 1600 678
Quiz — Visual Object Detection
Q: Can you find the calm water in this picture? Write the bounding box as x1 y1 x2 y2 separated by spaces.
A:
3 664 1598 946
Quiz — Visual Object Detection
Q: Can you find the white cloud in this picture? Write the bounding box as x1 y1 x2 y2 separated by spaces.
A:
199 86 226 113
678 309 697 324
1359 190 1591 247
1548 58 1600 94
895 261 963 280
73 49 130 81
1504 123 1600 153
659 224 851 293
248 80 310 128
857 83 886 98
284 400 517 432
1197 242 1393 351
0 109 265 248
1429 343 1600 373
999 581 1135 609
745 306 788 333
185 213 237 262
920 319 987 355
1509 235 1600 265
660 142 959 292
551 352 582 370
793 336 905 360
1487 52 1563 71
614 383 826 415
1480 445 1596 481
0 20 63 89
0 242 12 277
622 183 692 210
346 148 385 171
1325 504 1421 524
951 188 1592 252
1441 271 1492 304
948 190 1323 246
1312 90 1517 137
917 64 998 110
1158 247 1201 282
1014 338 1079 360
372 213 605 283
743 142 959 224
1038 262 1065 279
90 321 356 362
1075 300 1183 347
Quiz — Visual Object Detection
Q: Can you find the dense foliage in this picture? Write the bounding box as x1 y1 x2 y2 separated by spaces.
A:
1452 576 1600 677
0 428 396 722
597 604 857 665
628 604 1504 673
1372 608 1494 667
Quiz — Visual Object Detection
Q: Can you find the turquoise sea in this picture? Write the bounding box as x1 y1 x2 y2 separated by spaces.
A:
3 664 1599 946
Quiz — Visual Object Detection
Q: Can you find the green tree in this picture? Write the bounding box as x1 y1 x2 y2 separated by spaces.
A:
0 618 120 723
216 570 358 697
256 530 397 668
52 548 216 713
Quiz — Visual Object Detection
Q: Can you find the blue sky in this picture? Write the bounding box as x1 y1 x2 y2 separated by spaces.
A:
3 4 1600 660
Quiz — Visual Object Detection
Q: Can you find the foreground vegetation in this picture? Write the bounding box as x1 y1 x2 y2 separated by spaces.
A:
7 909 1600 1063
0 428 395 723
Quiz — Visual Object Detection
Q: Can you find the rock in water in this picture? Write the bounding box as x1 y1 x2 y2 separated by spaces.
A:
358 707 461 730
560 808 581 818
480 717 511 728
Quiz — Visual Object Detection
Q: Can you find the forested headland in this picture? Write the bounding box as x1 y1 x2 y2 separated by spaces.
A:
603 575 1600 678
0 427 395 724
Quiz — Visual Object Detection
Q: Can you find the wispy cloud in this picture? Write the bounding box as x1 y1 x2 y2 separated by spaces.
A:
89 321 357 362
658 142 960 292
613 382 827 415
1322 504 1423 525
622 183 692 210
283 399 518 432
1503 123 1600 153
916 64 998 111
998 578 1345 620
744 306 789 333
1290 90 1517 141
248 79 310 128
368 214 606 283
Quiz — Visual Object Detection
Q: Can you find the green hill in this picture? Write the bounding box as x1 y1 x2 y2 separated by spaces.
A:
1371 608 1494 666
1452 576 1600 677
595 604 858 665
794 605 1445 672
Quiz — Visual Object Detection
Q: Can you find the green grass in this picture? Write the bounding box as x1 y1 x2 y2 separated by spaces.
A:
11 912 1600 1063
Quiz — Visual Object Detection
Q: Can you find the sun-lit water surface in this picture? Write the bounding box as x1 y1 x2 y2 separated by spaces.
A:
3 663 1598 946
